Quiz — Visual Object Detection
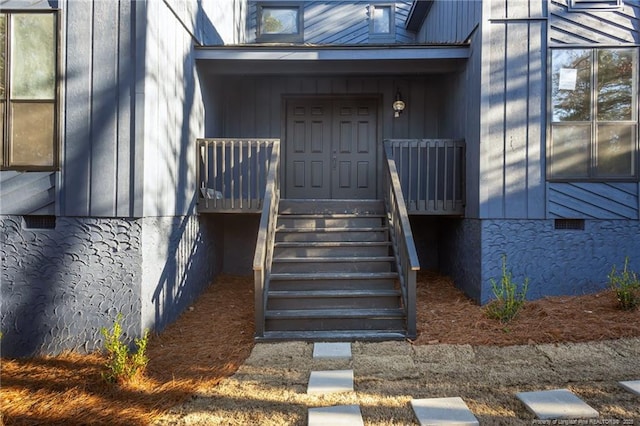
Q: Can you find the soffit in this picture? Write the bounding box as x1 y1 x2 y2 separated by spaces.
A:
195 44 469 75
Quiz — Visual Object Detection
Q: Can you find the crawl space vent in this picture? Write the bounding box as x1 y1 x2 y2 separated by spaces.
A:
23 215 56 230
554 219 585 231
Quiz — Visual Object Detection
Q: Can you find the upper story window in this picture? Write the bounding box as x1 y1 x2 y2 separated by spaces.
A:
568 0 624 11
257 2 303 43
1 11 58 171
369 4 395 42
549 48 638 181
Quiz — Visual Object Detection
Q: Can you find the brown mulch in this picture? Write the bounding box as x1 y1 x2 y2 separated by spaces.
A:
2 271 639 425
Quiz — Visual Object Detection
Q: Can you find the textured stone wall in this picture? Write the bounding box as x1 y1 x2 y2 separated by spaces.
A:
480 219 640 304
1 216 142 357
1 214 221 358
141 215 222 333
438 218 483 302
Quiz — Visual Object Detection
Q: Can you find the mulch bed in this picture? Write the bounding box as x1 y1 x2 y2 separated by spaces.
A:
2 272 639 425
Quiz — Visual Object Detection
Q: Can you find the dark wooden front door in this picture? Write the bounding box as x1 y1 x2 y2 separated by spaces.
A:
285 98 378 199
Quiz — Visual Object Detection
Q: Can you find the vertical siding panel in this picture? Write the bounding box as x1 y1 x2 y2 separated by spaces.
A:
504 22 529 218
408 81 425 139
317 77 332 94
270 77 285 136
527 21 546 219
116 0 133 217
240 79 256 137
255 80 271 137
484 22 507 218
301 77 317 94
346 78 363 94
331 79 347 94
63 1 93 216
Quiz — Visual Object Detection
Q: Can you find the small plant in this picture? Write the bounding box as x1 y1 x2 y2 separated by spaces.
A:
485 255 529 323
608 257 640 311
101 313 149 384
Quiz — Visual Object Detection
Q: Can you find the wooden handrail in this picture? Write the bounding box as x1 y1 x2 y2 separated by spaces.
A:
252 140 281 338
383 142 420 339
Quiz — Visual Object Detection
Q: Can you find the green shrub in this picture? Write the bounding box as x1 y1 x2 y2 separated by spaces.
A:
101 313 149 384
485 255 529 323
608 257 640 311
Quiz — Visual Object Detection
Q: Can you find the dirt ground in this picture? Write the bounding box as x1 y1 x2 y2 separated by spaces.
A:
2 272 640 425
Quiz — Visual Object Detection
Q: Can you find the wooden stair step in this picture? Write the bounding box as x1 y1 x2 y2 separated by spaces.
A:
272 256 395 263
268 289 401 298
278 213 386 218
279 199 385 215
276 227 387 233
269 272 398 281
275 241 391 247
258 330 406 341
265 308 405 319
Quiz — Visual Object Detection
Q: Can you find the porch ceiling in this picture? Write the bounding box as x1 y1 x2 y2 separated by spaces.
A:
195 45 469 75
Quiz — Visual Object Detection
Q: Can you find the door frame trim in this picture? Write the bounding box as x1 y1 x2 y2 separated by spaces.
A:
281 94 384 199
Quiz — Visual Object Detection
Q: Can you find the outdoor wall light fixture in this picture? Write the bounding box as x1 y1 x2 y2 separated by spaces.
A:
393 89 405 118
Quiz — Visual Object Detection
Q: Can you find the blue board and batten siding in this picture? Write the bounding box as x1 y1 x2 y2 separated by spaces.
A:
212 75 447 141
548 0 640 220
479 0 547 220
1 1 231 357
246 1 415 44
62 0 137 218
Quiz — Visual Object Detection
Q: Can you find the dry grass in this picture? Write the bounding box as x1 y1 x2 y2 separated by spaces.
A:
414 271 640 346
2 271 640 425
1 275 253 426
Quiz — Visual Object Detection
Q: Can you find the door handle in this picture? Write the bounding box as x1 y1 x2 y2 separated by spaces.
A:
332 150 337 170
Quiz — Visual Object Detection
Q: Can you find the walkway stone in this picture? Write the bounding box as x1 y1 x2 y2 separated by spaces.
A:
313 342 352 359
307 369 354 394
410 397 479 426
619 380 640 396
308 405 364 426
516 389 599 419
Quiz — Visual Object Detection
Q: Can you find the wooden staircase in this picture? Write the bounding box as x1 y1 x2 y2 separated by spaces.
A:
260 199 407 340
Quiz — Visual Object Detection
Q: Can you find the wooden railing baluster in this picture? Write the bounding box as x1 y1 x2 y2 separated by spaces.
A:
196 139 279 213
385 139 465 216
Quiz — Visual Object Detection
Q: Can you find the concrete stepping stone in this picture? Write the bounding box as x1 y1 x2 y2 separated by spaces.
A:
411 397 479 426
307 369 354 394
308 405 364 426
619 380 640 396
313 342 352 359
516 389 599 419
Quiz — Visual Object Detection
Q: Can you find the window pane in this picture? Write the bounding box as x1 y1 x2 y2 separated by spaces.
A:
10 13 56 100
10 102 54 166
261 7 298 34
552 49 591 122
373 6 391 34
550 124 590 178
1 14 5 99
596 124 635 177
597 49 636 121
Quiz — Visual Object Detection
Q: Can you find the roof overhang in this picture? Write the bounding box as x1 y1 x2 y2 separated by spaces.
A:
195 45 469 75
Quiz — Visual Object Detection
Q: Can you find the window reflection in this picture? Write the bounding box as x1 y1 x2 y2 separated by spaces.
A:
596 124 634 176
373 6 391 34
552 49 591 122
261 7 298 34
550 47 637 180
597 49 634 121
